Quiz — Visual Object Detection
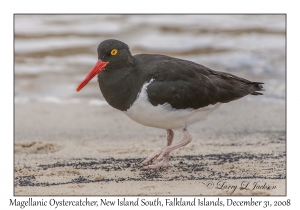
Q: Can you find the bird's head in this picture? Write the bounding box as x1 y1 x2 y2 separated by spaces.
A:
76 39 133 92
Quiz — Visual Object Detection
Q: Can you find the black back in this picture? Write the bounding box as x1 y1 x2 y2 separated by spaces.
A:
144 55 263 109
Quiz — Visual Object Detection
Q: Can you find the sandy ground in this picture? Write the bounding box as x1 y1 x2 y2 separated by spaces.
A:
14 97 286 196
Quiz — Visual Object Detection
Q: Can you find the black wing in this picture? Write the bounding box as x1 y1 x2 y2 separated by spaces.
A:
146 58 263 110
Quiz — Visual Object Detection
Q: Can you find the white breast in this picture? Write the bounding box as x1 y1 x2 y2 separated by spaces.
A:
123 80 221 130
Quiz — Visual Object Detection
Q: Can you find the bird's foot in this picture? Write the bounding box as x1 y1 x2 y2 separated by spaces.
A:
141 148 162 165
140 128 192 170
140 129 174 170
140 148 171 170
141 156 171 170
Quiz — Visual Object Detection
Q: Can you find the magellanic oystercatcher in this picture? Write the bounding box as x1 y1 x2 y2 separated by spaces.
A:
76 39 264 170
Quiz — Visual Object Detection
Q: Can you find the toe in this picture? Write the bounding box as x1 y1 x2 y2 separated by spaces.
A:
140 158 170 170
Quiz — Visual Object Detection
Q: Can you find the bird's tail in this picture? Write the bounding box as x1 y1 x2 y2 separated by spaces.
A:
250 82 264 95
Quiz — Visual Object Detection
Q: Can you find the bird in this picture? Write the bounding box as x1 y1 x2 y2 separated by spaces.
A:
76 39 264 170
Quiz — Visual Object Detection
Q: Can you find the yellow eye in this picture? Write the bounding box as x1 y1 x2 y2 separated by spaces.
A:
110 49 118 56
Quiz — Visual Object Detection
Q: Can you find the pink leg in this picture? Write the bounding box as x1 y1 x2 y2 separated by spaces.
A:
162 129 174 167
141 128 192 170
141 129 173 167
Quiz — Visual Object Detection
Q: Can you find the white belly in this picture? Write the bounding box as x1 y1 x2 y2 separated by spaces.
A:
123 81 221 129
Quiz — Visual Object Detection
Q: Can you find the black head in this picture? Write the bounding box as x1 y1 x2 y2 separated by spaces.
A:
76 39 134 92
97 39 134 70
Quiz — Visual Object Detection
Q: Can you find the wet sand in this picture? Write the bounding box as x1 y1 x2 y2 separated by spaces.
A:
14 97 286 195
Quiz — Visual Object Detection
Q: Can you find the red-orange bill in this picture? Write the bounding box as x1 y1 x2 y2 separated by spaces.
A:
76 60 109 92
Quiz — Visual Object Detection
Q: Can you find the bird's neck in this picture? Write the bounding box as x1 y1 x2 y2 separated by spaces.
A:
97 67 144 111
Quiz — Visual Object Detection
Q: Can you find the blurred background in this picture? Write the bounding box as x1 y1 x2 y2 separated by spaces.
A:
15 14 285 106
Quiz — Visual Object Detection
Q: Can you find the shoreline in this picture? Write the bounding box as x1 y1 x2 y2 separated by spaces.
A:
14 98 286 195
